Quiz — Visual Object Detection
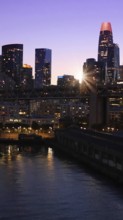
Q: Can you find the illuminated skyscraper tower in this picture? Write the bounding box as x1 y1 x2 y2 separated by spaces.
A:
98 22 113 62
98 22 119 83
2 44 23 85
35 48 51 89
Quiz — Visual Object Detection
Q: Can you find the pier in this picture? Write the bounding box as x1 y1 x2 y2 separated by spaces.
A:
55 127 123 183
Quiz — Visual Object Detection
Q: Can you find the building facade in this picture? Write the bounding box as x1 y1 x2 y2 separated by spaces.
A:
83 58 105 86
20 64 33 90
98 22 120 83
57 75 79 88
2 44 23 86
35 48 51 89
119 65 123 81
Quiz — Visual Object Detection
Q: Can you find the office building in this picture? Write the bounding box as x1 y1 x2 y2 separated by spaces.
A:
35 48 51 89
57 75 79 88
98 22 113 62
98 22 120 83
83 58 105 84
2 44 23 86
119 65 123 81
0 55 2 73
20 64 33 90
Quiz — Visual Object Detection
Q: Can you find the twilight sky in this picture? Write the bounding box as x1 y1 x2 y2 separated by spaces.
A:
0 0 123 84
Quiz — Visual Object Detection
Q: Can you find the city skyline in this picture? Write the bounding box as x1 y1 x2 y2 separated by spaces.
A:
0 0 123 84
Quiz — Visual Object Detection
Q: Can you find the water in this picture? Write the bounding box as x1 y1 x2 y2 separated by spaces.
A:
0 144 123 220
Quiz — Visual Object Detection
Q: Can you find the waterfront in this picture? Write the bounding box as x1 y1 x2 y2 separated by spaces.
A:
0 144 123 220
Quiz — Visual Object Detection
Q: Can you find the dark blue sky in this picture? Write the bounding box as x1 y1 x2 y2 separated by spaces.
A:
1 0 123 84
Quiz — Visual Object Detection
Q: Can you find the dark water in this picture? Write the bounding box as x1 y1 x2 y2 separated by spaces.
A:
0 144 123 220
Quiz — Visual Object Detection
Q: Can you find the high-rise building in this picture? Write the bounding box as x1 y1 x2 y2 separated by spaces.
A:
119 65 123 81
0 55 2 73
98 22 113 62
35 48 51 89
57 75 79 88
20 64 33 90
98 22 120 83
2 44 23 86
83 58 105 83
113 43 120 80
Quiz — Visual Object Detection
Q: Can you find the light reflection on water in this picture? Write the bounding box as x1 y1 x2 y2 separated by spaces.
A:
0 144 123 220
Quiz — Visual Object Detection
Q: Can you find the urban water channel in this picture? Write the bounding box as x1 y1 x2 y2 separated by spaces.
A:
0 143 123 220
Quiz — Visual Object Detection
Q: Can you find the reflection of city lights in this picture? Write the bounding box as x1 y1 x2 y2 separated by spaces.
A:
8 146 11 154
47 148 54 169
47 147 53 160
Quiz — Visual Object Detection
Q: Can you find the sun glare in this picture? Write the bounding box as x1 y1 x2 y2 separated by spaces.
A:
75 72 84 83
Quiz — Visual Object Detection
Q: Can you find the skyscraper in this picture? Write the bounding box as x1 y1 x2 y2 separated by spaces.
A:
2 44 23 86
0 55 2 73
83 58 105 83
20 64 33 90
57 75 79 88
35 48 51 89
98 22 119 83
98 22 113 62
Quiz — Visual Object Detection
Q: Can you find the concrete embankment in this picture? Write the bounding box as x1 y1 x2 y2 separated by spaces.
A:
54 127 123 184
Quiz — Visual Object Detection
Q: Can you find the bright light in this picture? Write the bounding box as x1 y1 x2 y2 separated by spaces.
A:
75 72 84 83
81 73 96 93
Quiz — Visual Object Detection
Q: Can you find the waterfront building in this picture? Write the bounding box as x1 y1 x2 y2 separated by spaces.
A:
35 48 51 89
30 97 89 128
108 96 123 127
0 100 30 124
98 22 120 83
2 44 23 86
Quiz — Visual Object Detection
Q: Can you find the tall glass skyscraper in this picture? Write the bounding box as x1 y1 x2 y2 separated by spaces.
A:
35 48 51 89
98 22 113 62
98 22 119 83
2 44 23 85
